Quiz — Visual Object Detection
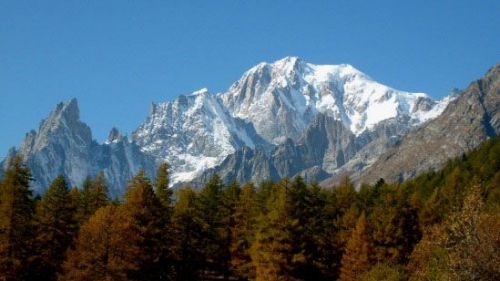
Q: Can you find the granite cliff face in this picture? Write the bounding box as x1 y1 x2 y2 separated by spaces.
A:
132 88 269 185
197 64 499 188
134 57 450 187
194 113 414 187
3 99 155 197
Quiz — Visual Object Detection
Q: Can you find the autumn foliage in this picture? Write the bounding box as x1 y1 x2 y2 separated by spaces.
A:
0 138 499 281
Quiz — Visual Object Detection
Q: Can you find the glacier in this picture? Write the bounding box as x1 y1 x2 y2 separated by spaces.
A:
133 56 452 186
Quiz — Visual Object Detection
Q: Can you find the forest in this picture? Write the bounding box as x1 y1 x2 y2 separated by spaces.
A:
0 138 499 281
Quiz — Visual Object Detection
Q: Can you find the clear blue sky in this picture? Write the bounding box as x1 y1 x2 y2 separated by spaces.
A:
1 0 499 157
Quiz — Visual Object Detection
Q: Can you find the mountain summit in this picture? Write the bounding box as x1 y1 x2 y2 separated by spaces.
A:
134 57 451 185
6 57 491 194
4 99 155 196
220 56 446 140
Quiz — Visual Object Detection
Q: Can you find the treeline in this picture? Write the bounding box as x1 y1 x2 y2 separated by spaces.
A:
0 138 499 281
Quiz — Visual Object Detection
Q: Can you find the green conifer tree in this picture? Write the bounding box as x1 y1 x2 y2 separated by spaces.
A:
88 172 109 214
370 184 420 264
68 186 83 223
122 170 172 280
155 162 173 209
171 188 205 280
305 183 336 279
288 176 320 279
230 182 258 280
197 174 227 276
220 181 240 279
78 176 93 221
77 172 109 222
34 175 78 281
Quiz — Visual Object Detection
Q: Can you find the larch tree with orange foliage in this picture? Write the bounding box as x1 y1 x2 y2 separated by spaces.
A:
60 205 140 281
0 156 36 281
339 212 373 281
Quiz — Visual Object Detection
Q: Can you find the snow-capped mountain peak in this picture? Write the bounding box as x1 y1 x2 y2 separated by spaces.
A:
132 57 452 186
4 58 492 195
4 57 460 192
133 87 262 185
220 57 451 142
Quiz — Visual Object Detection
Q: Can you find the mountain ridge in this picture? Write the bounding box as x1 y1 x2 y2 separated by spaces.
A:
349 63 500 185
2 98 155 196
133 56 451 187
4 57 483 194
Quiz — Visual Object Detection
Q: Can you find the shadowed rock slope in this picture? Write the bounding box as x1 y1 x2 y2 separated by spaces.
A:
343 64 499 185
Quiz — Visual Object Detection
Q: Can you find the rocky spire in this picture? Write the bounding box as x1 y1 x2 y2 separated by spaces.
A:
106 127 123 144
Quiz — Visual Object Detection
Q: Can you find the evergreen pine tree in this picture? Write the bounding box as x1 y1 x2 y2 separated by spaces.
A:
77 172 109 222
68 187 82 223
122 170 172 280
33 175 78 281
78 176 93 221
287 176 322 280
230 182 258 280
197 174 226 276
305 183 336 280
370 184 420 264
171 188 205 280
220 181 240 279
155 162 173 209
88 172 109 214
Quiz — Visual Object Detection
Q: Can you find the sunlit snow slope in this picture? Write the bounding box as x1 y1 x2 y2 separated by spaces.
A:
133 57 452 185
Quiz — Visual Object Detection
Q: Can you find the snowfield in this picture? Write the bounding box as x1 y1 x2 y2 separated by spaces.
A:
133 57 453 186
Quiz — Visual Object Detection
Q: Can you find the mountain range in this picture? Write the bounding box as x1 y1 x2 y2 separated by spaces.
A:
2 57 498 196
